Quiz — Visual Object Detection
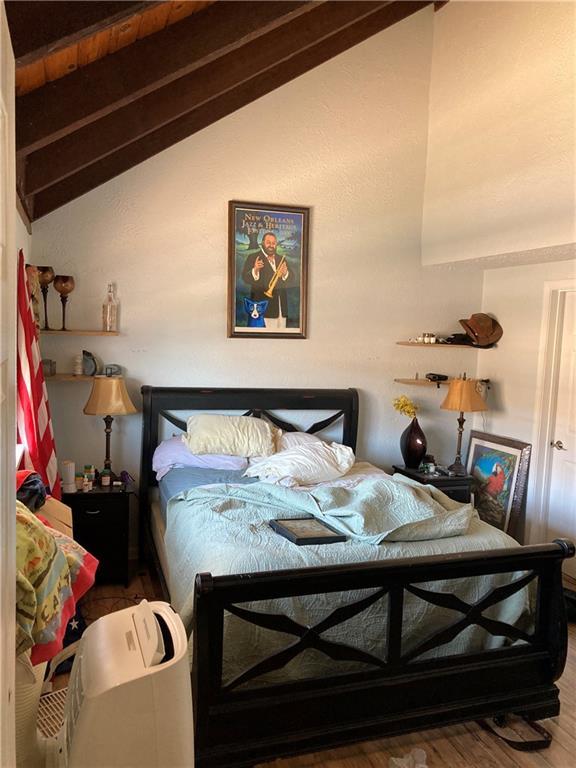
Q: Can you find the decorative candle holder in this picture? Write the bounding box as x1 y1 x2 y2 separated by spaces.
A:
37 266 55 330
53 275 75 331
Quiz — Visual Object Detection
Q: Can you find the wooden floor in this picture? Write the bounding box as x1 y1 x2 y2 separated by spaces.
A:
75 562 164 624
67 569 576 768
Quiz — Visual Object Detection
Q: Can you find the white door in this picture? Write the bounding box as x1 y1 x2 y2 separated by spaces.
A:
546 290 576 582
0 3 16 765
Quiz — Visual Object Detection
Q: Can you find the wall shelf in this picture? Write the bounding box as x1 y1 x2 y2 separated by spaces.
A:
394 378 451 387
40 330 119 336
395 377 491 389
46 374 94 382
396 342 475 349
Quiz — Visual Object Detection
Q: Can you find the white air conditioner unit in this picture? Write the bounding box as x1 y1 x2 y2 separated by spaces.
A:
38 600 194 768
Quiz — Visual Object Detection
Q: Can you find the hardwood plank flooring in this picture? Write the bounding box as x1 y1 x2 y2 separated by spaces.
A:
55 569 576 767
78 562 164 624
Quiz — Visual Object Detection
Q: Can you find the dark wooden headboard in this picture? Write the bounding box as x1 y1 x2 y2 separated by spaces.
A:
139 385 359 497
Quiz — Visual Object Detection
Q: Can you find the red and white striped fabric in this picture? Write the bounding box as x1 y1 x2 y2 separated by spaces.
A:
16 250 61 499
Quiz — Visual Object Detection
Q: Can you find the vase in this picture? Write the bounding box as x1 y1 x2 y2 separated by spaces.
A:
400 417 427 469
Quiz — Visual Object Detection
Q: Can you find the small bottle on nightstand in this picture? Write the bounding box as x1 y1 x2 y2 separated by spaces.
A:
102 283 118 332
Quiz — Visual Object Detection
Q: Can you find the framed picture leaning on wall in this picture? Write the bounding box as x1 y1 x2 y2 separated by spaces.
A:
466 431 531 537
228 201 309 338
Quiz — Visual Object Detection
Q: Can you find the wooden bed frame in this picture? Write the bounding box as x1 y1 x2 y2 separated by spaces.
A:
139 386 574 768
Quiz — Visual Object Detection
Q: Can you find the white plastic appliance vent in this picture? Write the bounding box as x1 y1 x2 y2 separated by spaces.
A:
38 600 194 767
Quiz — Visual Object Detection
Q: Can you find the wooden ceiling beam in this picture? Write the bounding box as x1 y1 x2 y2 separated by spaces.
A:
16 1 313 155
31 1 431 219
25 0 416 195
6 1 155 66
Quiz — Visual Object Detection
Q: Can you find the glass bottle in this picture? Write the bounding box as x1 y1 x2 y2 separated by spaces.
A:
102 283 118 332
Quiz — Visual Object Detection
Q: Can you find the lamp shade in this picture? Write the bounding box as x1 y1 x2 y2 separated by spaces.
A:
440 379 487 413
83 376 137 416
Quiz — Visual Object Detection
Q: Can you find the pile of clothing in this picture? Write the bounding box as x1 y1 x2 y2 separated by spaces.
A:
16 471 98 664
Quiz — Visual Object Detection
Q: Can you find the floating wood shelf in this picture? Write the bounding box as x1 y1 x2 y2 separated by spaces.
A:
394 377 491 388
45 374 94 382
394 378 452 387
40 330 119 336
396 342 476 349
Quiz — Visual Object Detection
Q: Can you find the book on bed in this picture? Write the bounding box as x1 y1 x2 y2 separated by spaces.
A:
269 516 347 545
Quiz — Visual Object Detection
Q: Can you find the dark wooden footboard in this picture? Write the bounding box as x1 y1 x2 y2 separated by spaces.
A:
193 540 574 768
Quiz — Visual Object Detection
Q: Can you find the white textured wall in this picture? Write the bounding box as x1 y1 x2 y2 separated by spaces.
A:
475 258 576 542
32 8 484 480
422 1 576 265
15 212 31 259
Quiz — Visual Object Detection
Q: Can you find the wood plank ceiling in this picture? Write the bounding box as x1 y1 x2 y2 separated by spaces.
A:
7 0 433 223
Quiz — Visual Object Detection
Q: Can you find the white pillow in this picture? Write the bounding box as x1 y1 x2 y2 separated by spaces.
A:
245 441 355 486
152 436 248 480
247 431 321 466
277 431 322 452
184 414 277 458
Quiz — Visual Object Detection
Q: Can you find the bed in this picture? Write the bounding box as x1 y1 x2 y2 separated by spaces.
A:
139 386 573 768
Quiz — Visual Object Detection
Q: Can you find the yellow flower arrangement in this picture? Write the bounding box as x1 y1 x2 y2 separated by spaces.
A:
393 395 418 419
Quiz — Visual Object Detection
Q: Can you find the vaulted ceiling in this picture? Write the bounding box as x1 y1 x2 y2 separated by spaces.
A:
7 0 435 224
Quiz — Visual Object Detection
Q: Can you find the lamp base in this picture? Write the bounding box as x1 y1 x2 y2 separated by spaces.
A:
447 458 467 476
103 414 114 474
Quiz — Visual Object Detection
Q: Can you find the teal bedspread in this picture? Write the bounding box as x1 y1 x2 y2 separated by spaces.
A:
165 474 531 687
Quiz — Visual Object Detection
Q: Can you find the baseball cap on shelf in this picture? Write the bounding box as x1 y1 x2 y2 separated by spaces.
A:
459 313 503 347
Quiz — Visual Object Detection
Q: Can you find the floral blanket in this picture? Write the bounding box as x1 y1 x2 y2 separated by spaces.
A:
16 500 98 664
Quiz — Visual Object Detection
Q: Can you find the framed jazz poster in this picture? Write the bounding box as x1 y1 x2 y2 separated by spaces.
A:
227 201 309 338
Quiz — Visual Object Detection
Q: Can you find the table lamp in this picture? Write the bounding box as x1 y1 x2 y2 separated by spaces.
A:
83 376 137 474
440 375 487 476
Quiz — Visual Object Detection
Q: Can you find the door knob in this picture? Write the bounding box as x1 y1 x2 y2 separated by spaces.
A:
551 440 568 451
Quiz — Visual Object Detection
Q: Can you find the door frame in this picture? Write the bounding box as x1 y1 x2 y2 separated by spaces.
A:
0 0 16 762
531 277 576 543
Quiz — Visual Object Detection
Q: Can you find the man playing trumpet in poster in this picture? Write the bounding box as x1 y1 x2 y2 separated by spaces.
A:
241 231 297 330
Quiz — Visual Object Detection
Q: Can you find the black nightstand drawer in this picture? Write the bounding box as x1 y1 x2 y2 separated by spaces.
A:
73 505 128 582
63 485 136 585
430 483 471 504
392 466 472 503
71 494 127 518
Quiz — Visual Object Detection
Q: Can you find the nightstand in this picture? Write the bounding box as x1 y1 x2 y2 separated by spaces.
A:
62 483 137 585
392 465 473 503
